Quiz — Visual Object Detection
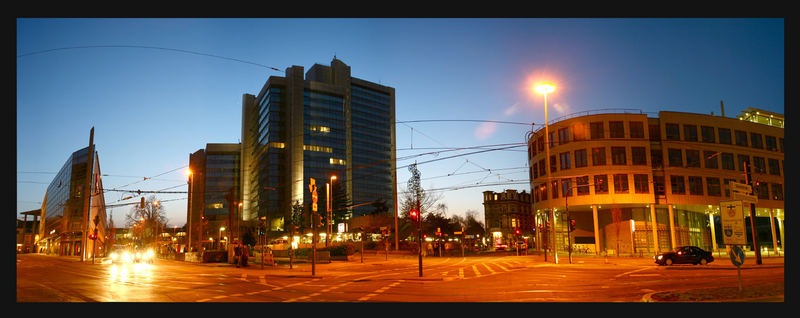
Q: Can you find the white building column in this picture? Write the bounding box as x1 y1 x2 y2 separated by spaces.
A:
668 205 676 250
778 215 784 254
708 212 717 252
592 204 600 255
650 204 659 254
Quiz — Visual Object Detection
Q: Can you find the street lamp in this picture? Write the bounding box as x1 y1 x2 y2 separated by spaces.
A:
327 175 337 247
535 82 557 264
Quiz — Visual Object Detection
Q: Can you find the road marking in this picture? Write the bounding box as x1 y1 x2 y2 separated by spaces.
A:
630 274 660 277
239 273 247 281
231 293 243 297
213 295 227 299
482 263 496 274
472 265 482 277
459 268 464 279
197 298 212 302
495 263 509 272
615 267 653 278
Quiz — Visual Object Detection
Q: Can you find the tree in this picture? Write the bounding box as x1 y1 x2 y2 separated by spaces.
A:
463 210 485 237
290 201 304 233
369 198 390 215
124 195 168 247
331 180 351 224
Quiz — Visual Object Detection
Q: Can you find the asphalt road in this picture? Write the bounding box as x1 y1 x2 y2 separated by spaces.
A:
16 252 784 302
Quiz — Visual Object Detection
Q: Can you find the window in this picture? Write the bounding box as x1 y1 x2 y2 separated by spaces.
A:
771 184 783 201
630 121 644 139
735 130 748 147
668 148 682 167
572 123 586 141
779 138 784 153
701 126 715 143
703 151 718 169
560 152 571 170
592 147 606 166
724 179 736 197
634 174 649 194
574 149 588 168
609 121 624 138
537 136 544 152
558 127 569 145
538 159 546 176
649 124 661 141
532 163 538 179
665 123 680 140
561 178 572 197
590 122 604 139
685 150 700 168
651 149 663 169
539 184 547 201
756 182 769 200
768 158 780 176
688 177 703 195
750 133 763 149
721 153 735 170
631 147 647 165
670 176 685 194
737 155 750 171
765 135 777 151
611 147 626 165
683 125 698 141
654 176 666 196
594 175 609 194
753 157 766 173
550 155 557 173
548 132 556 148
706 178 721 196
551 180 559 199
718 128 732 144
613 174 629 193
576 176 589 195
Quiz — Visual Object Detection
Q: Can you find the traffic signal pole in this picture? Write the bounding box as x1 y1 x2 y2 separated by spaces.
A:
744 162 762 265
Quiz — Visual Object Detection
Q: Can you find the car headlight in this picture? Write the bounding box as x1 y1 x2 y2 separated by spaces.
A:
110 253 118 260
145 249 154 259
136 252 142 259
122 252 132 262
657 255 663 260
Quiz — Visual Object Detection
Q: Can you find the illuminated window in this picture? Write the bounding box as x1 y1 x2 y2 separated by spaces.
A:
330 158 346 165
308 125 331 133
303 145 333 153
268 142 285 149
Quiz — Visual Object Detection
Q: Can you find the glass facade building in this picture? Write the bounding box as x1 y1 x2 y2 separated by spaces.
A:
39 146 107 257
241 58 396 237
187 143 241 249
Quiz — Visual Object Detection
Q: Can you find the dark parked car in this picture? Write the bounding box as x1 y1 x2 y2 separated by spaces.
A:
655 246 714 266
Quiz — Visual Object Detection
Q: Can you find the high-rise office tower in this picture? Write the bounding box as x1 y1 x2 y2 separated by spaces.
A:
241 58 396 235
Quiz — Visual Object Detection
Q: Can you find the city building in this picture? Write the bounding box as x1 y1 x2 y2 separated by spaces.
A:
187 143 241 251
38 146 108 258
527 108 784 256
240 58 396 238
17 209 41 253
482 190 532 249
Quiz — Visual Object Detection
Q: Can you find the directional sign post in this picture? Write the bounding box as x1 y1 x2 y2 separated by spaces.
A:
728 245 745 292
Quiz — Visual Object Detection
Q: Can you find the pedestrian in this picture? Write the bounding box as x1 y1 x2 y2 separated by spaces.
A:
234 243 241 268
242 244 249 267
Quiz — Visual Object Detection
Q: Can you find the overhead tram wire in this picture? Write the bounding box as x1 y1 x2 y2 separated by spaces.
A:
18 45 283 72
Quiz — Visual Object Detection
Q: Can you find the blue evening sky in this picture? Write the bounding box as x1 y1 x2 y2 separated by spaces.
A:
16 18 784 228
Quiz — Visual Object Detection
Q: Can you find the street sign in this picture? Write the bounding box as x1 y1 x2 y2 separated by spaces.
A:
730 181 752 194
720 200 747 245
454 231 463 235
732 191 757 204
728 245 745 267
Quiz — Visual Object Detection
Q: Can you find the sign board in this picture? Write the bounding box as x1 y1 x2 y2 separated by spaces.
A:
732 191 757 204
730 181 752 194
720 200 747 245
309 178 318 212
728 245 745 267
338 223 345 233
454 231 463 235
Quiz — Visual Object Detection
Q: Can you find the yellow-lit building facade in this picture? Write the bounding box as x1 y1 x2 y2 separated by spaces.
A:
527 109 784 256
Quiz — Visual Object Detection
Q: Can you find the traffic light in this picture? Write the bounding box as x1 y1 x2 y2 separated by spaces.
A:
569 218 576 232
514 228 520 235
409 209 419 221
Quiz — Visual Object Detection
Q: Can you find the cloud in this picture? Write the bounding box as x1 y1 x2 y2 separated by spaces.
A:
503 102 521 116
552 103 569 114
474 121 497 141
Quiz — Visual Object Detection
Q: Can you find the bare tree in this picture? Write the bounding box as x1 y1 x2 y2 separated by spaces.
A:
125 195 168 247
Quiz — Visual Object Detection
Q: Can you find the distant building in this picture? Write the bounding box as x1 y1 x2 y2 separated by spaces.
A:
482 190 532 248
240 58 396 237
528 108 784 256
38 146 108 257
16 209 41 253
187 143 241 250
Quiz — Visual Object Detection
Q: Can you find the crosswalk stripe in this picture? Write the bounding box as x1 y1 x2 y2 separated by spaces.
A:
472 265 482 277
495 263 510 271
481 263 496 274
459 268 464 278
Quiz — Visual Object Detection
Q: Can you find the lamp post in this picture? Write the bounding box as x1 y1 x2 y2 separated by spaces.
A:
328 175 337 247
186 169 195 251
535 82 557 264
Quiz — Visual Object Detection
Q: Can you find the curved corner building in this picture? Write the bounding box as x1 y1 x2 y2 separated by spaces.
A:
527 108 784 256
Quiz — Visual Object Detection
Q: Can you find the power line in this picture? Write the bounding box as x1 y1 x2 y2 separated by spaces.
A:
18 45 283 72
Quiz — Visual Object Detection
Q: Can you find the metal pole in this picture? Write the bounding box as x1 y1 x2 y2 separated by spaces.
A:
566 191 572 264
543 94 557 264
417 200 422 277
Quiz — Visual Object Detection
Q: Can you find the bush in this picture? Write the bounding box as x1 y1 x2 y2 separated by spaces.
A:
324 243 355 256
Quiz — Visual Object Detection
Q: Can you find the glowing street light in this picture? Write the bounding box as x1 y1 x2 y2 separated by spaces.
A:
534 82 557 264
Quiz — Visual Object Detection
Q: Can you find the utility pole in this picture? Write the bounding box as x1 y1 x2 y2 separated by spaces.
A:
744 161 762 265
81 127 95 262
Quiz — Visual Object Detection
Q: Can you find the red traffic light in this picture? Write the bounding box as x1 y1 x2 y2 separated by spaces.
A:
409 209 418 219
514 229 520 235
